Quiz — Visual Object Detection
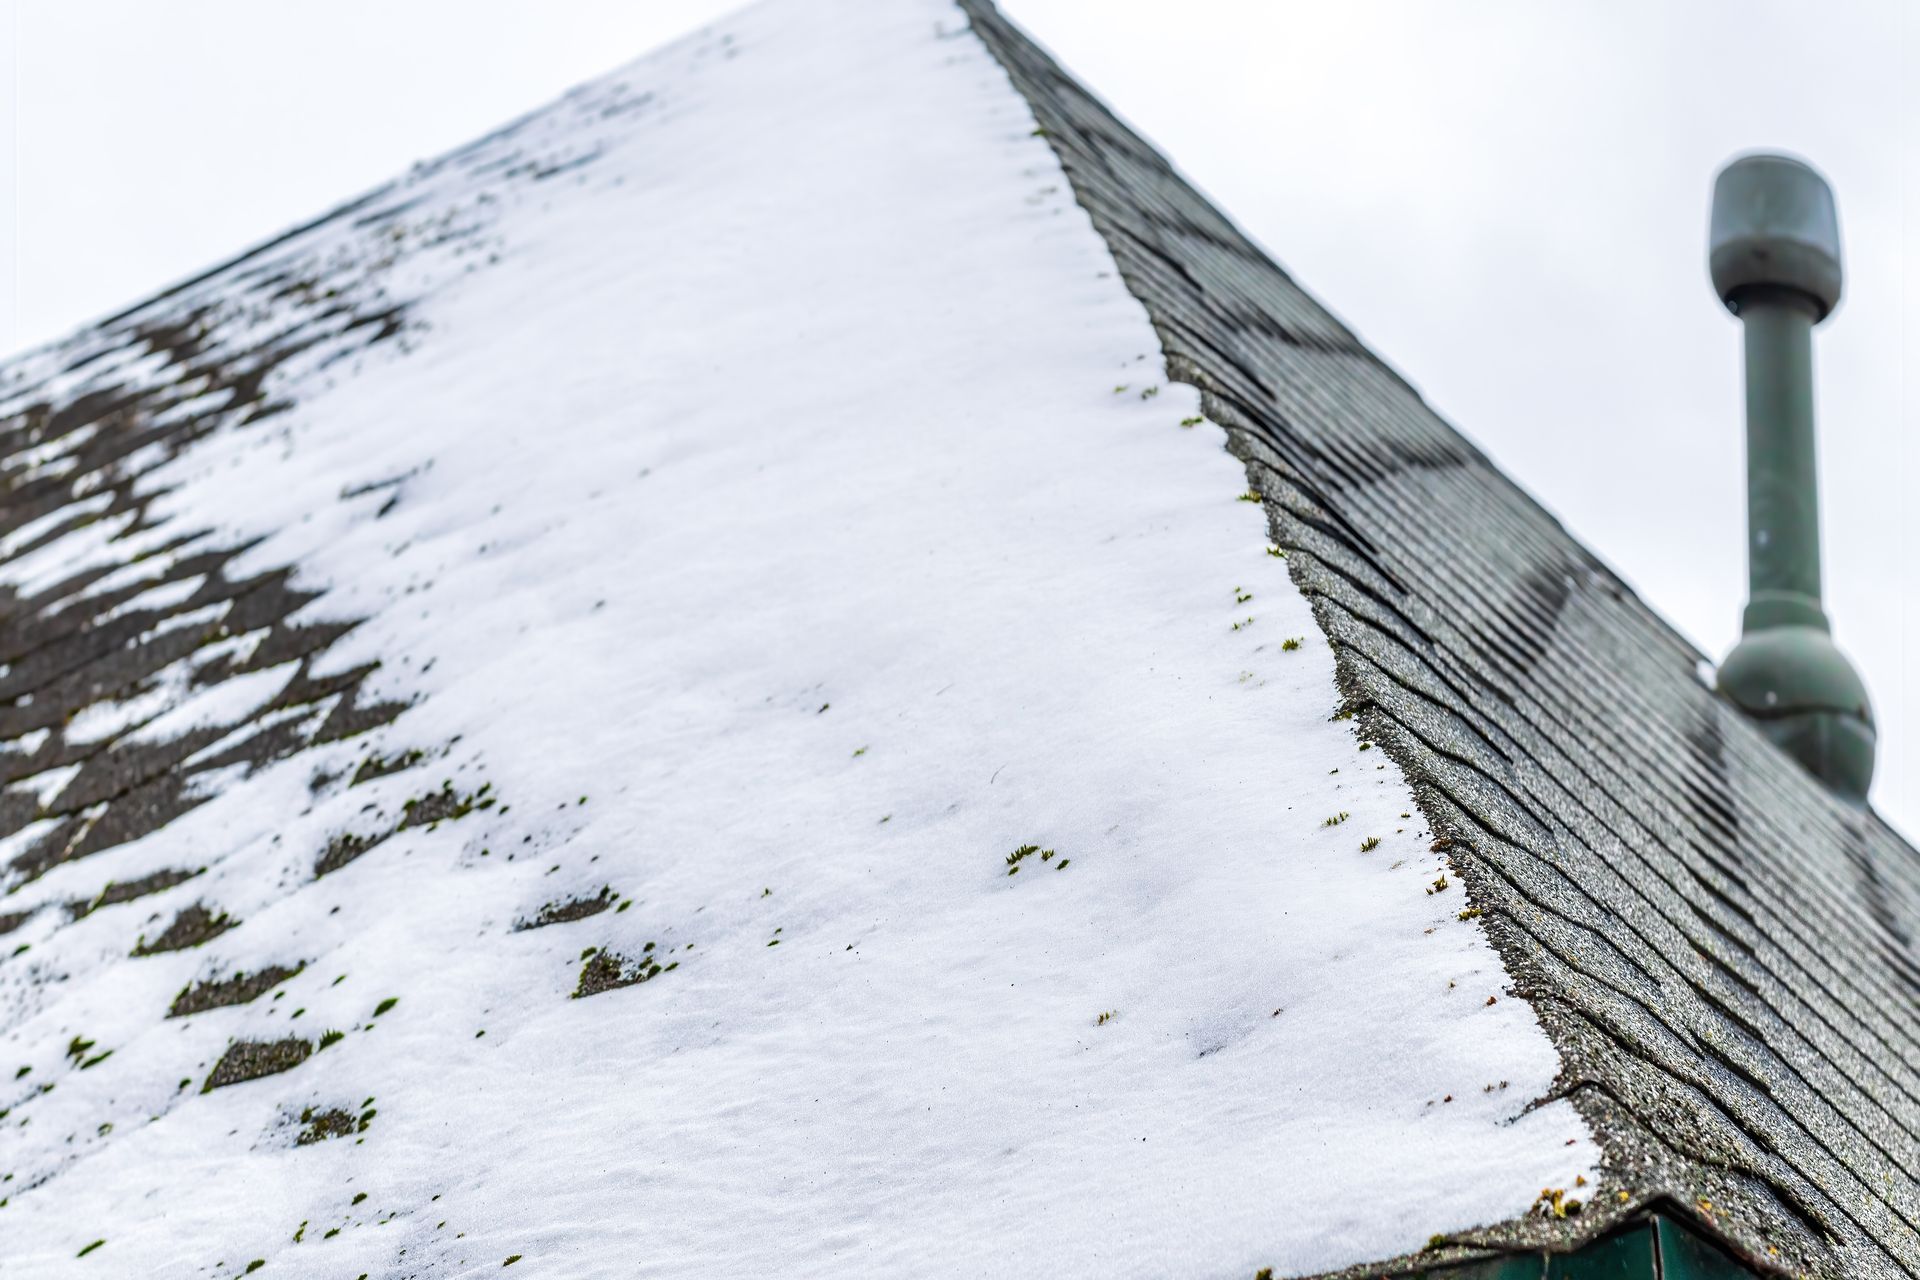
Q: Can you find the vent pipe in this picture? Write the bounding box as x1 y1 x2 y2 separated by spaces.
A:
1708 153 1874 801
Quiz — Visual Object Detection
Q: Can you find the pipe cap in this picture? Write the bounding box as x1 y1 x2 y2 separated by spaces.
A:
1719 624 1875 799
1709 154 1843 320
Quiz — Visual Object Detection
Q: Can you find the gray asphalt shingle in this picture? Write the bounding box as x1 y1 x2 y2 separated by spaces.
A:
963 2 1920 1275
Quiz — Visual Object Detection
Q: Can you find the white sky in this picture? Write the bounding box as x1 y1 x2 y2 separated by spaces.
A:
0 0 1915 830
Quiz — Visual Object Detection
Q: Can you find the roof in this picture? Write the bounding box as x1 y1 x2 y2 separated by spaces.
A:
959 2 1920 1275
0 0 1912 1276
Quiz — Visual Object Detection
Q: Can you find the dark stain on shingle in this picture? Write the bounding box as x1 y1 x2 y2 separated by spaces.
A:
132 903 233 956
516 887 615 931
169 963 305 1018
295 1106 360 1145
398 780 493 830
203 1037 312 1092
314 829 392 879
572 950 669 999
351 748 427 787
68 867 202 920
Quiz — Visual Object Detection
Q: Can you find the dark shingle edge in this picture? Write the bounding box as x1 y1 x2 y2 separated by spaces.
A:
958 4 1920 1277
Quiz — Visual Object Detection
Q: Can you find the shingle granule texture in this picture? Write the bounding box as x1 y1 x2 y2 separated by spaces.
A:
962 3 1920 1275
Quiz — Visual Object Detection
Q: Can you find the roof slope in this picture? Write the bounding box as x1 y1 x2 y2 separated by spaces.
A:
960 3 1920 1275
0 0 1914 1275
0 2 1603 1277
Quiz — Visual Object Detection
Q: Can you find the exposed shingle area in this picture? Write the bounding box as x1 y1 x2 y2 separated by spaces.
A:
0 259 415 897
0 61 643 1220
0 48 647 904
963 4 1920 1276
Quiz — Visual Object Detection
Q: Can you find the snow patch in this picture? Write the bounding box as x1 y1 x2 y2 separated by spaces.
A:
0 2 1589 1276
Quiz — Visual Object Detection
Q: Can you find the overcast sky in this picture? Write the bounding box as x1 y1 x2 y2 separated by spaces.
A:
1 1 1915 829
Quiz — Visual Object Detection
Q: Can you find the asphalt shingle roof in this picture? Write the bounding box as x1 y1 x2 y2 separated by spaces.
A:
961 3 1920 1274
1 3 1915 1274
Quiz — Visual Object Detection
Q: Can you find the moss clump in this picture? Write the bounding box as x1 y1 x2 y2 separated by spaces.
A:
1321 812 1349 828
1004 844 1069 874
1004 844 1051 876
1533 1186 1583 1219
132 903 234 956
296 1105 371 1145
572 951 672 999
399 780 495 831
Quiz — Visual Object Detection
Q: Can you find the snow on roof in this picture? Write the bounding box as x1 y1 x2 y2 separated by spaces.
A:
962 3 1920 1277
0 0 1593 1275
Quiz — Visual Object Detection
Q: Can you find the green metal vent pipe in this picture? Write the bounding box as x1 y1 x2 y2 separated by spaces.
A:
1709 153 1874 801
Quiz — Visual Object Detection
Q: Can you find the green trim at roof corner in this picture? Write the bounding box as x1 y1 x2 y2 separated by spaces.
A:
1653 1218 1770 1280
1392 1215 1761 1280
